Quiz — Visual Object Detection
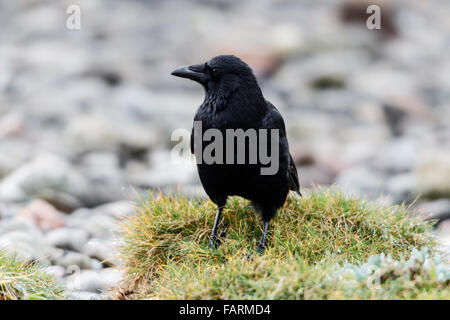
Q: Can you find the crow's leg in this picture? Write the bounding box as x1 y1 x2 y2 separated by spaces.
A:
209 206 224 249
256 221 269 254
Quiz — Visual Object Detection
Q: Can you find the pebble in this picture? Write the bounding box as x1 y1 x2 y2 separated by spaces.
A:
66 213 118 239
415 151 450 198
82 238 119 266
92 201 135 218
0 230 60 265
336 166 383 199
65 269 123 293
53 251 98 270
45 228 90 252
0 154 89 203
415 199 450 223
18 199 65 231
43 265 67 282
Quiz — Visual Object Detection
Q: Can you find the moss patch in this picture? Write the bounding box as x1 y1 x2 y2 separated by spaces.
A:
115 188 446 299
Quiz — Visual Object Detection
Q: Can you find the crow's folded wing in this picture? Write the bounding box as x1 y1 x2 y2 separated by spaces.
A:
264 101 301 195
288 153 301 195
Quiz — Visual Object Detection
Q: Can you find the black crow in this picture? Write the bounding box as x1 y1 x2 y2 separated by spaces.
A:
171 55 301 253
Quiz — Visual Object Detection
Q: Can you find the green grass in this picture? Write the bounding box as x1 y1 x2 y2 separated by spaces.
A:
115 188 449 300
0 251 63 300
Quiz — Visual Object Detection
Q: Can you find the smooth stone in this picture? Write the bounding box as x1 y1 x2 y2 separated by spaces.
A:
43 265 66 282
66 213 118 239
91 200 135 218
53 251 96 270
0 230 59 264
45 227 90 252
0 154 89 202
65 268 123 293
415 199 450 223
336 166 384 199
18 199 65 231
415 151 450 198
0 139 32 178
385 173 418 204
0 216 42 236
82 238 118 266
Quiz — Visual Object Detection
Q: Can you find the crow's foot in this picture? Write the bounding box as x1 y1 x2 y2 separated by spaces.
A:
208 235 221 249
256 243 265 255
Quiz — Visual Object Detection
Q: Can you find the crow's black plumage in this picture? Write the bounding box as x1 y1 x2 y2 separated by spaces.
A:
171 55 301 252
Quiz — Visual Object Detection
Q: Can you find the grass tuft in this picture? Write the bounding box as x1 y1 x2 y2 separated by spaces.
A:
115 188 446 299
0 251 63 300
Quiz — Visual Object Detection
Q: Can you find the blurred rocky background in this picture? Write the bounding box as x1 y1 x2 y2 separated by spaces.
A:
0 0 449 299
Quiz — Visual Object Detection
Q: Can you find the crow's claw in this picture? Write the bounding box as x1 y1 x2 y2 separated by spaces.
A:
208 236 221 249
256 243 265 255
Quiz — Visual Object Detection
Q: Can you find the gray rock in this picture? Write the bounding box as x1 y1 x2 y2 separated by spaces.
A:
128 150 198 188
0 111 25 138
79 151 124 191
45 227 90 252
0 139 32 178
18 199 65 231
385 173 418 204
77 153 131 207
0 230 60 264
65 268 123 293
0 216 41 236
77 182 130 208
117 124 158 154
437 220 450 237
43 265 66 283
64 116 119 155
437 220 450 259
66 207 91 220
349 66 416 100
372 139 416 173
66 212 118 239
298 165 335 187
53 251 96 270
65 115 158 157
99 268 124 290
82 238 118 266
80 151 120 174
0 154 89 202
415 151 450 198
336 166 384 199
415 199 450 223
92 200 135 218
37 189 84 213
341 141 379 166
0 202 22 219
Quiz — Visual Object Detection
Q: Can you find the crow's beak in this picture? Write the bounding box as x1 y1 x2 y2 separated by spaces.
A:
171 63 207 84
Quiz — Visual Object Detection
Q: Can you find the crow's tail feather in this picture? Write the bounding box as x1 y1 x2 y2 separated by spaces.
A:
288 153 302 196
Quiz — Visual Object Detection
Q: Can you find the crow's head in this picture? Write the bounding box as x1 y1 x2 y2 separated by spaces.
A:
171 55 260 97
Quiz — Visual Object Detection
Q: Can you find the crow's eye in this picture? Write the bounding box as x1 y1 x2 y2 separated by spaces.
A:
211 68 220 78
